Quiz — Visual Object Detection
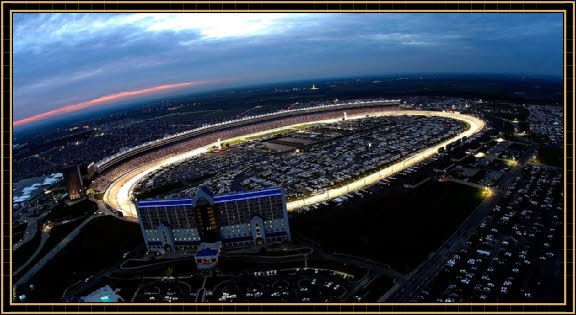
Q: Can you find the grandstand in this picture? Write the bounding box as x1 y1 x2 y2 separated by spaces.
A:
95 100 400 172
91 104 402 192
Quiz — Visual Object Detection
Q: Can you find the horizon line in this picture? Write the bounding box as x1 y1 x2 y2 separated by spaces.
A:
13 79 225 127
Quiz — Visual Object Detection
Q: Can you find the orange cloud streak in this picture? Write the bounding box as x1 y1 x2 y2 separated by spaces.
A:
14 80 218 126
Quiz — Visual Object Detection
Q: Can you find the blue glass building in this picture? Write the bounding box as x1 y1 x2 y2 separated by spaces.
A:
136 187 291 254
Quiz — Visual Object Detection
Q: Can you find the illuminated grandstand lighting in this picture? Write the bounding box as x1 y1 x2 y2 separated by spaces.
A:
103 109 485 217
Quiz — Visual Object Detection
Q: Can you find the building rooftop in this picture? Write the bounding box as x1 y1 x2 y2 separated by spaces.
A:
196 248 219 257
138 187 283 208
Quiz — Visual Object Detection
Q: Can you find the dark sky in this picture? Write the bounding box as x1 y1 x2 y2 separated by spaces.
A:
13 13 563 125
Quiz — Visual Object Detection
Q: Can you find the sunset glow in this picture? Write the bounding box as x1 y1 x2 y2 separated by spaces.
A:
13 80 216 126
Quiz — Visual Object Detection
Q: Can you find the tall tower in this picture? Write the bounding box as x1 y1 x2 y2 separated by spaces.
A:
62 165 85 200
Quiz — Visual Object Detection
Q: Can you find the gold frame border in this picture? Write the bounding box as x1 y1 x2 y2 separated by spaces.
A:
1 1 573 314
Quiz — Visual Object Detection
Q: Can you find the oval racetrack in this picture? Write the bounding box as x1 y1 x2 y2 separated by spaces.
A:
103 110 485 219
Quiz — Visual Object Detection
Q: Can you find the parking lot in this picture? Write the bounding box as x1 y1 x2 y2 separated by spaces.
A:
418 164 563 302
130 268 355 303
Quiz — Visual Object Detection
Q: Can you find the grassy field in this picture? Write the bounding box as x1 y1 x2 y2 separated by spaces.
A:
207 124 315 147
245 129 293 140
290 181 484 274
23 216 142 302
14 200 101 277
12 222 28 245
355 276 396 301
243 123 316 141
12 224 41 269
536 145 563 167
14 217 89 281
46 199 97 222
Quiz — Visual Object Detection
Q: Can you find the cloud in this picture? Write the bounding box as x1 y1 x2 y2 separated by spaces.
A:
21 67 104 91
142 13 292 39
12 13 563 123
14 13 310 54
365 32 463 46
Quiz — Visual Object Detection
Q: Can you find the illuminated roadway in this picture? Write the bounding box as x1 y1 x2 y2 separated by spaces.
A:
382 144 537 302
103 110 485 220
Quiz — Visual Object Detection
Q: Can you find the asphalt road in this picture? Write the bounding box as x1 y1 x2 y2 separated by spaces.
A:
14 213 103 289
13 230 49 276
13 211 49 251
383 144 537 302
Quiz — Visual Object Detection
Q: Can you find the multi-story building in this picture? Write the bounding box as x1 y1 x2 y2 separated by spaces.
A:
62 165 85 200
80 162 95 182
136 187 291 255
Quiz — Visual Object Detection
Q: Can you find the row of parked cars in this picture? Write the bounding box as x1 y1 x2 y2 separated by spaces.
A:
419 164 563 302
